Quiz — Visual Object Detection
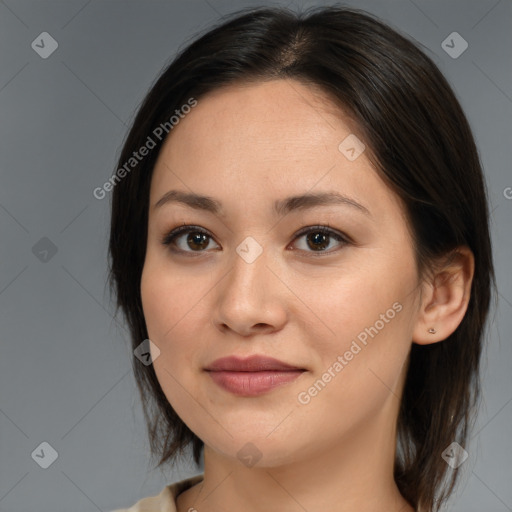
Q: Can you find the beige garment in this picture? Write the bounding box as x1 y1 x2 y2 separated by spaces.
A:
111 474 204 512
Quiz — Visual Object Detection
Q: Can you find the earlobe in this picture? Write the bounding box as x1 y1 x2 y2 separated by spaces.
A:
412 246 475 345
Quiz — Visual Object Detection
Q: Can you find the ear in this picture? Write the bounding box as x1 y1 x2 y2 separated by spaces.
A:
412 246 475 345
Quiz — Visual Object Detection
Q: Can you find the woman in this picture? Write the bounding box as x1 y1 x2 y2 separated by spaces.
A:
108 5 495 512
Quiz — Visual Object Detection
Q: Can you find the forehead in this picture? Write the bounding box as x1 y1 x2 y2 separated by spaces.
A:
149 79 402 223
160 79 356 159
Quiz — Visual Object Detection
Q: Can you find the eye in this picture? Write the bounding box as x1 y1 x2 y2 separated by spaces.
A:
289 225 350 256
160 224 350 256
161 225 220 255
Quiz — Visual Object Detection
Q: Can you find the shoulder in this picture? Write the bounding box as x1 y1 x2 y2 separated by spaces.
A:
111 474 204 512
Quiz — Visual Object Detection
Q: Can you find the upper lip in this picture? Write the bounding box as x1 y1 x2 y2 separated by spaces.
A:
205 355 304 372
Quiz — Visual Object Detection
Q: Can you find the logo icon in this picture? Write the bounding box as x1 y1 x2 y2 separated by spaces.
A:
338 134 366 161
237 442 263 468
31 32 59 59
134 339 161 365
32 237 58 262
31 441 58 469
441 441 468 468
441 32 468 59
236 236 263 264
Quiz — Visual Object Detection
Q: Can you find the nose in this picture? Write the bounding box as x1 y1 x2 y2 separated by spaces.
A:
211 244 288 337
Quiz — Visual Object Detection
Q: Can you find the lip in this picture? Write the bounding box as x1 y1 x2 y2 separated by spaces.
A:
205 355 303 372
204 355 306 396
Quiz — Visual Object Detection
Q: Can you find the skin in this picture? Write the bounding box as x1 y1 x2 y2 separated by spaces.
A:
140 79 474 512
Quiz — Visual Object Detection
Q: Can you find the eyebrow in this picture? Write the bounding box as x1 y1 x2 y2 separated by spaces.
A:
153 190 371 217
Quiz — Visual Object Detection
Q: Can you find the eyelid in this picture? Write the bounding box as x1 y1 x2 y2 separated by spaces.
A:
160 224 351 256
292 224 352 244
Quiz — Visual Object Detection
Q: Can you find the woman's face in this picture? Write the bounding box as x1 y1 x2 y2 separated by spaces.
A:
141 79 422 466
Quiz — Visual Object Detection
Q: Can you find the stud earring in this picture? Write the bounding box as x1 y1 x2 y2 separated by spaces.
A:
428 328 436 334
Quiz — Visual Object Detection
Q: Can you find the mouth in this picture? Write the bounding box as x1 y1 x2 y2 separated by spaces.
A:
205 354 305 372
206 369 305 396
204 355 306 396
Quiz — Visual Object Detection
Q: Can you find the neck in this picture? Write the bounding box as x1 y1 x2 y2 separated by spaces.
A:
178 410 414 512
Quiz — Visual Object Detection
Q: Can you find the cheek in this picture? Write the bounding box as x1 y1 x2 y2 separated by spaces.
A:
140 260 217 378
295 297 411 443
141 263 189 372
141 255 204 339
298 253 415 393
140 264 209 422
294 258 406 344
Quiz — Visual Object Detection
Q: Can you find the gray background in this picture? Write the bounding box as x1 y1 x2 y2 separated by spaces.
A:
0 0 511 511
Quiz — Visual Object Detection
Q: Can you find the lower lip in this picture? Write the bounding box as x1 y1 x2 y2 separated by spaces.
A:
206 370 305 396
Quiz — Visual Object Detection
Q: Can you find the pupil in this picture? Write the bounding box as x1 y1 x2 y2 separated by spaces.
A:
308 232 328 251
188 232 208 250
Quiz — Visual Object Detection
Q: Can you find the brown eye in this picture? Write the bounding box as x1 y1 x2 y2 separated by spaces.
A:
185 231 210 251
161 224 350 257
161 226 219 253
291 225 349 255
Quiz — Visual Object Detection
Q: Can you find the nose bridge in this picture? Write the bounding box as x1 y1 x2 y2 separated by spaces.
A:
212 235 285 333
225 235 271 302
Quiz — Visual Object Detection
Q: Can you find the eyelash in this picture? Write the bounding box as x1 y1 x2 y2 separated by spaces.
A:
160 224 351 258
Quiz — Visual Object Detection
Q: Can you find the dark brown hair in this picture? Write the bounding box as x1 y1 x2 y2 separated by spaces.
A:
107 5 496 511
